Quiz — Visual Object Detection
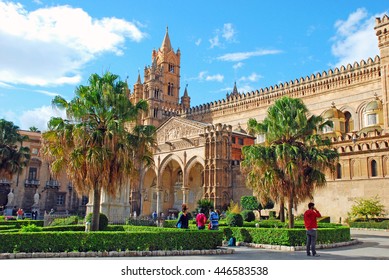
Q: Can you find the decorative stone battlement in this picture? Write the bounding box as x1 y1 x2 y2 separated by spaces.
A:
180 56 381 118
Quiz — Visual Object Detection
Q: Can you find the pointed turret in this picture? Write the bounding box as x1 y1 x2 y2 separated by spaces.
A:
136 71 142 84
181 84 191 110
161 26 173 52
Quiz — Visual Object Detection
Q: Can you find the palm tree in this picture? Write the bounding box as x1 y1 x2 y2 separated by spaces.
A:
42 72 156 231
242 96 338 228
0 119 30 179
29 126 39 132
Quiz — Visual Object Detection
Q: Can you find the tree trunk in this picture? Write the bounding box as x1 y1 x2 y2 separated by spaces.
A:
279 198 285 222
91 188 101 231
288 195 294 228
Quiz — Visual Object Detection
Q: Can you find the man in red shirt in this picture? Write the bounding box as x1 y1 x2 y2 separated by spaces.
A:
304 202 321 257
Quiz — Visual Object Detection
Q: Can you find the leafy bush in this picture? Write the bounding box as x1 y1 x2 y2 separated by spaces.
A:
85 213 109 231
349 220 389 229
197 199 213 217
223 226 350 246
227 200 241 214
349 196 386 221
226 213 243 227
19 224 42 232
240 196 259 210
0 229 223 253
241 210 256 222
50 216 80 226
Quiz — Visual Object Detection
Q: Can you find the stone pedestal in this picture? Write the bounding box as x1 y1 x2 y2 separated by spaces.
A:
4 206 14 216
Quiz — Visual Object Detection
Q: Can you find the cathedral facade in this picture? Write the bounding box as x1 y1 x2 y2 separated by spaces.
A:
129 16 389 222
1 16 388 223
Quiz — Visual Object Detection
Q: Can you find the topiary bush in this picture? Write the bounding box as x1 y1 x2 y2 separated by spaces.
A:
241 210 256 222
226 213 244 227
50 216 80 226
19 224 42 232
85 213 109 231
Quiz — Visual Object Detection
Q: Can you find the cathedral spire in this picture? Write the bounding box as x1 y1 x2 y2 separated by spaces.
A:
161 26 173 52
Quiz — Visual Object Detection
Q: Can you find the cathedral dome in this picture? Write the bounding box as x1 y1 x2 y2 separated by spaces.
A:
322 107 345 119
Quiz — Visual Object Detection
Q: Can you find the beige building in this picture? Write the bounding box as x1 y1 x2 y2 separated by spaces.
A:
1 16 388 222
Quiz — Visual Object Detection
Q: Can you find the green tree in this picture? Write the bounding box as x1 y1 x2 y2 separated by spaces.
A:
241 96 338 228
240 196 259 210
197 199 213 217
349 196 386 221
0 119 30 179
42 72 156 231
29 126 39 132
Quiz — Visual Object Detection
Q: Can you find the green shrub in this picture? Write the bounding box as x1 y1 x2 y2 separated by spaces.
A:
349 220 389 229
50 216 80 226
241 210 256 222
85 213 109 231
0 229 223 253
240 196 259 210
226 213 243 227
224 226 350 246
19 224 42 232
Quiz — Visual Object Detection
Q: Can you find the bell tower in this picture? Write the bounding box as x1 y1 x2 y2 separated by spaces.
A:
375 15 389 132
134 27 184 127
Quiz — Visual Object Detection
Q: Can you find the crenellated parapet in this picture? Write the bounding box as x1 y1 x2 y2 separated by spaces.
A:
180 56 381 118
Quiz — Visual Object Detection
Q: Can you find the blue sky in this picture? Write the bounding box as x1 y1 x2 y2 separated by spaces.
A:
0 0 387 131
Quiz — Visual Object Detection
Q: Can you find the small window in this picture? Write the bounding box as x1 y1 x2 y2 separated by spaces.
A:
31 148 39 155
367 114 377 126
238 138 244 145
336 163 342 179
153 108 158 118
232 137 236 144
28 167 37 180
169 63 174 73
371 160 378 177
56 194 65 205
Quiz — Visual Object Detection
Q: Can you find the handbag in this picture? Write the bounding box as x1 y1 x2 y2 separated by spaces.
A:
177 221 182 228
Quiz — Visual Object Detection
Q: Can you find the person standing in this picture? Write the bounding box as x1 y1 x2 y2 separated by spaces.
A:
196 209 207 230
176 204 190 229
304 202 321 257
209 207 219 230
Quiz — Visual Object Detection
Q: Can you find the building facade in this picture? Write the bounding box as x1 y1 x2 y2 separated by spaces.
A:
1 16 388 222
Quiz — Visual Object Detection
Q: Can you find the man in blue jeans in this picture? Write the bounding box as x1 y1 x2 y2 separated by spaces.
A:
304 202 321 257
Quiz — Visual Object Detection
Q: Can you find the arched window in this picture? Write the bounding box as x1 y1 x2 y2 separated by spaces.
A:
153 108 158 118
336 163 342 179
371 160 378 177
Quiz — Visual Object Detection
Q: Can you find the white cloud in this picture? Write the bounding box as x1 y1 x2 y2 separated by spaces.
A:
331 8 384 67
209 35 220 48
217 49 282 62
205 74 224 82
233 62 244 70
195 38 202 46
209 23 237 48
191 71 224 82
18 105 67 131
239 72 263 82
0 1 145 87
222 23 236 41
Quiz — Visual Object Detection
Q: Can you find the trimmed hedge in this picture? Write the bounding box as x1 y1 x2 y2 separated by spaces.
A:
0 220 44 228
223 226 350 246
349 220 389 229
0 229 223 253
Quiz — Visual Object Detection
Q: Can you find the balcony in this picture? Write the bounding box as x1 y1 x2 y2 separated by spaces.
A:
0 178 12 187
45 180 60 189
25 179 40 187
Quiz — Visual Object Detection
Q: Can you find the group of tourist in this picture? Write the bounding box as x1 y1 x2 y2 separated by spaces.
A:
175 203 220 230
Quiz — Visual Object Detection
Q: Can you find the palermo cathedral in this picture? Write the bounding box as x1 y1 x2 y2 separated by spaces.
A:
2 15 389 223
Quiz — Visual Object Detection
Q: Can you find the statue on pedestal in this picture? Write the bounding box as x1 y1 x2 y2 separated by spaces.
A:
6 189 14 207
33 190 40 207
